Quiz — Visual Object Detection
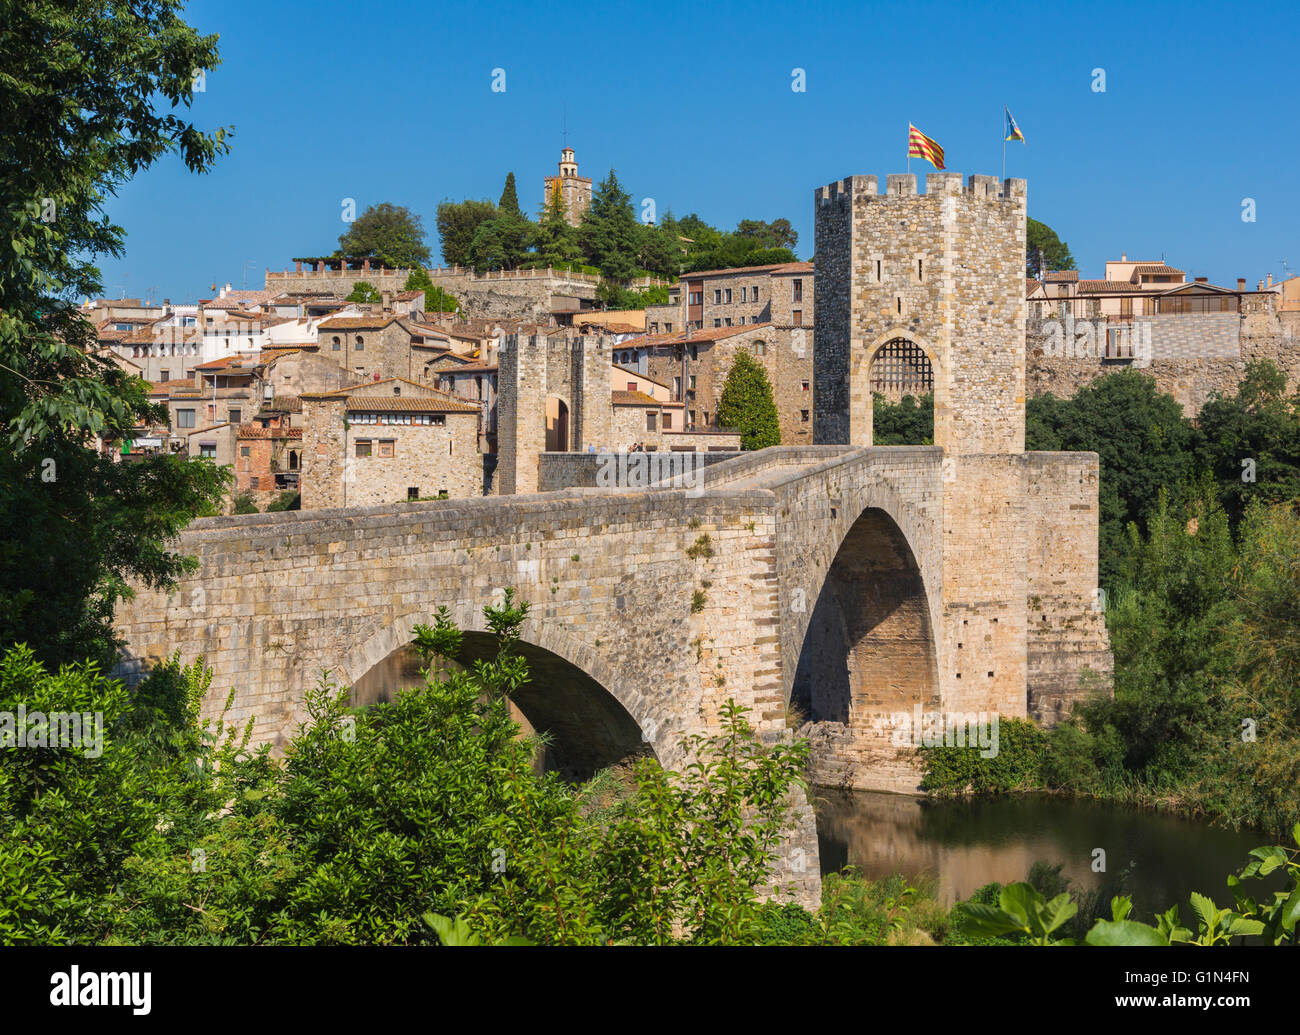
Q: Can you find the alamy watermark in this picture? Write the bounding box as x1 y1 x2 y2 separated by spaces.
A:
1042 313 1151 368
595 451 706 497
0 706 103 758
889 705 1000 759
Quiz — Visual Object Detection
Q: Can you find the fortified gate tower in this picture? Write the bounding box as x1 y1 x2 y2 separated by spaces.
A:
812 172 1110 731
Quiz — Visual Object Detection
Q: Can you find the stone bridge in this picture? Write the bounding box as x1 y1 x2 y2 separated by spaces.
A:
115 442 1110 906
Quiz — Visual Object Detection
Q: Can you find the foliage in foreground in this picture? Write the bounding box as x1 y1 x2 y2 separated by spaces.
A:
0 592 811 945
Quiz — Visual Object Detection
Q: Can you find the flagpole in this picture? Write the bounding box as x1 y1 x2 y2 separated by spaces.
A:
907 123 910 176
1001 107 1006 183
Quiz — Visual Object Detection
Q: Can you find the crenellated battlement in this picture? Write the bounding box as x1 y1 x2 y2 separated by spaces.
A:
815 172 1027 206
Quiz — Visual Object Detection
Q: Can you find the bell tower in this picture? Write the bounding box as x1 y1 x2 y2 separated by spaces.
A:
543 147 593 228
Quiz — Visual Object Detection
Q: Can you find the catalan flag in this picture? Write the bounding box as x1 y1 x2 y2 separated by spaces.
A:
1005 107 1025 143
908 123 944 170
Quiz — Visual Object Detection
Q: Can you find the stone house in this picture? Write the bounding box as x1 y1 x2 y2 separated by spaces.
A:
234 414 303 502
299 378 482 509
645 260 814 334
316 312 456 383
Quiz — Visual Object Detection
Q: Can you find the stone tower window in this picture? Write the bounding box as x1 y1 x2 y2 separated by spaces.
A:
869 338 933 398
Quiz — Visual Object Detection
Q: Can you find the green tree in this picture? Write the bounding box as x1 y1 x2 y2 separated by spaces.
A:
1026 217 1075 278
337 202 430 268
404 268 460 315
533 183 582 269
1195 360 1300 526
344 280 381 303
435 198 497 267
0 0 231 669
873 392 934 445
717 352 781 450
735 218 798 251
498 172 521 217
580 170 641 302
1026 371 1199 585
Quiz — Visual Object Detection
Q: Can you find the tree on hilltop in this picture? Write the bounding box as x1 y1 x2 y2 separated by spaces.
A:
404 268 460 314
337 202 431 269
498 172 522 217
1026 218 1075 278
436 198 497 267
581 170 641 303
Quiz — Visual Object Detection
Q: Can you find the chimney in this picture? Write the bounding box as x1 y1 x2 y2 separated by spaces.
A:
1195 276 1208 284
1237 278 1246 292
1267 273 1274 287
1121 251 1127 262
382 289 393 311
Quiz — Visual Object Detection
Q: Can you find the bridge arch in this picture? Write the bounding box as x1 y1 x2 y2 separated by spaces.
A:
339 605 658 782
791 501 940 727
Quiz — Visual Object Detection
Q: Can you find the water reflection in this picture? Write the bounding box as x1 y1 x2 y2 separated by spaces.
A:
815 787 1277 915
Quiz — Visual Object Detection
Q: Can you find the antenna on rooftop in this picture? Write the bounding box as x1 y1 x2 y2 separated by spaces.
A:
242 259 257 290
1281 258 1293 279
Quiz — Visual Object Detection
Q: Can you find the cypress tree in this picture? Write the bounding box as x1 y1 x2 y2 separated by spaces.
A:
717 351 781 450
498 172 521 217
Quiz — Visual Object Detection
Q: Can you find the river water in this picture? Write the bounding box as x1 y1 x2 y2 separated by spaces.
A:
814 787 1277 915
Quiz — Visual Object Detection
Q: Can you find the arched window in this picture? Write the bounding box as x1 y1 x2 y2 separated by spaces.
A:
868 338 933 398
332 335 341 351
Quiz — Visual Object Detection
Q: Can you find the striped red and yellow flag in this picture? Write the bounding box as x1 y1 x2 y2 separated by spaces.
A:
908 123 945 170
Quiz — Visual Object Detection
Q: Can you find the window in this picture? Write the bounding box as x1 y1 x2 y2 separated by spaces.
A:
250 476 259 489
176 409 195 428
240 445 251 457
355 440 372 457
753 340 766 356
664 322 672 333
160 368 170 382
663 411 673 430
724 288 732 304
393 385 401 396
801 410 810 422
753 283 760 298
739 287 747 302
199 443 216 458
801 379 810 392
713 319 721 328
408 487 419 500
689 291 702 305
646 411 657 432
628 382 638 392
649 323 657 333
792 310 802 326
378 440 395 458
332 336 341 351
673 376 681 395
689 374 696 389
713 289 721 304
689 410 696 424
228 408 241 424
355 335 364 350
793 279 803 302
724 318 732 327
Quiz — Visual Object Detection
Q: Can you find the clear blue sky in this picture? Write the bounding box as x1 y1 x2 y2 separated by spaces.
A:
97 0 1299 302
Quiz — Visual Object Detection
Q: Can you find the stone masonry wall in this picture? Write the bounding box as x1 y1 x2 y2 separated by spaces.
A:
1024 452 1113 723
